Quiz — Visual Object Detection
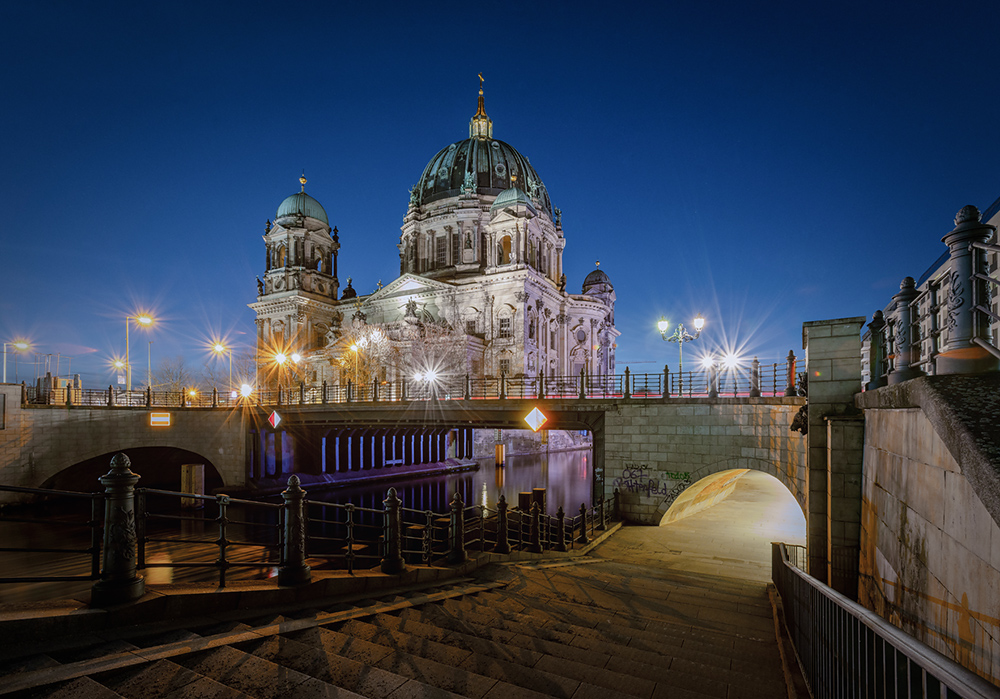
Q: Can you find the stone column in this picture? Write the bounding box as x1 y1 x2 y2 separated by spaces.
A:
937 205 999 374
180 464 204 509
887 277 923 384
802 317 866 583
92 453 144 606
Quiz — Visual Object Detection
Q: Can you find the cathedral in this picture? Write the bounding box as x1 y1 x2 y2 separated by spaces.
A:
249 82 618 391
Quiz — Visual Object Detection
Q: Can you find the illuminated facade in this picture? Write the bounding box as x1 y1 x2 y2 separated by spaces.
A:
250 84 618 388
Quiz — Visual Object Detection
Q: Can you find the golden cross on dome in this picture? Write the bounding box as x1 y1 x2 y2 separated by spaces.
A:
595 260 600 267
478 72 484 90
299 171 307 192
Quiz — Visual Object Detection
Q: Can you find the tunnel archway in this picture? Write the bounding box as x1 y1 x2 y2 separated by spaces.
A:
657 470 806 581
41 447 224 494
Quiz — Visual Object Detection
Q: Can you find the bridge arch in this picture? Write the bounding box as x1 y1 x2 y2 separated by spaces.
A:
40 447 223 493
649 456 806 526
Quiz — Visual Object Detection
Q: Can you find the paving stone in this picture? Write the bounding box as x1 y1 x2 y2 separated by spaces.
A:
98 658 249 699
175 645 324 698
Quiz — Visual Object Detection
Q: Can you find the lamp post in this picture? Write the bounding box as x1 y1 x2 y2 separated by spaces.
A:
125 314 153 393
3 341 30 384
213 343 232 395
657 314 705 395
349 344 359 386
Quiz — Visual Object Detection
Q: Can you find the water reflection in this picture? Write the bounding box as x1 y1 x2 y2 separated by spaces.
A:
308 449 592 515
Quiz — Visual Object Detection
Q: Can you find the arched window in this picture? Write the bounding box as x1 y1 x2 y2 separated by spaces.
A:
276 245 287 268
498 236 511 265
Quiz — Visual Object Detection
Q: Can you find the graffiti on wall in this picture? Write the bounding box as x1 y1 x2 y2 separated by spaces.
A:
613 463 691 497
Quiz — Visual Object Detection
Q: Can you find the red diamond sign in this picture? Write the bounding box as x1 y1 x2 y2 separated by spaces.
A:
268 411 282 428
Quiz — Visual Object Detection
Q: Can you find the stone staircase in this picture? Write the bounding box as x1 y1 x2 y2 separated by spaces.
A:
0 553 792 699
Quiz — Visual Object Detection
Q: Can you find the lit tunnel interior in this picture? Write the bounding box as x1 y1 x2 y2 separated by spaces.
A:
657 469 807 582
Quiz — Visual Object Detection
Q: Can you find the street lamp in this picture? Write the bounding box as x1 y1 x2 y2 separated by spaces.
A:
349 343 359 386
125 314 153 392
657 314 705 394
212 342 232 395
3 340 30 384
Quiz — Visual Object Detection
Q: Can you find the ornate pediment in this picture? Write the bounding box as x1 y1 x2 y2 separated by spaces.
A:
366 273 454 301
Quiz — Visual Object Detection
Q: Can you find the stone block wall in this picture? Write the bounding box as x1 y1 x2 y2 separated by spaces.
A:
859 406 1000 685
0 394 247 503
602 398 806 525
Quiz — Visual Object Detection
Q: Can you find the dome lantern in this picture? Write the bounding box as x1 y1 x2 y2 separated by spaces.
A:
470 73 493 139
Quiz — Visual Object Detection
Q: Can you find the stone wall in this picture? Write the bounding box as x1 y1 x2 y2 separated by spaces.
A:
602 398 806 525
471 427 590 459
0 386 247 503
857 378 1000 685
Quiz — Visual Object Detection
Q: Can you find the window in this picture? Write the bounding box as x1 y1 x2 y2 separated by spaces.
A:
499 358 511 375
466 320 476 335
498 317 512 339
550 329 556 348
528 319 536 340
436 237 447 267
452 233 460 264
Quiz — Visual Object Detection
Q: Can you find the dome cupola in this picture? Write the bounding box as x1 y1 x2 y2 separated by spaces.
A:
582 261 613 292
276 174 329 225
410 81 552 216
490 179 535 216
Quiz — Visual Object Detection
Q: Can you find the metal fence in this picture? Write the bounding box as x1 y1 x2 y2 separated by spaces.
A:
771 542 998 698
21 359 802 409
0 460 617 602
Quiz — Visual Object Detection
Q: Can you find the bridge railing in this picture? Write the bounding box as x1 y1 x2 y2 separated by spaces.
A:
22 361 802 410
862 205 1000 388
771 542 998 698
0 456 618 604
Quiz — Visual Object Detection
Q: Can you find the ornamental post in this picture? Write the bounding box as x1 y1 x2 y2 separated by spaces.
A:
623 367 631 399
494 494 511 554
577 503 589 545
528 501 542 553
783 351 797 397
888 278 924 384
278 475 311 586
937 205 999 374
662 364 670 401
749 357 761 397
381 487 405 574
866 311 887 390
91 453 144 606
448 491 467 564
555 506 567 552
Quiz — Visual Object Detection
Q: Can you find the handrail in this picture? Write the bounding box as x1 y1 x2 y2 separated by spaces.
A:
21 366 803 408
771 542 998 698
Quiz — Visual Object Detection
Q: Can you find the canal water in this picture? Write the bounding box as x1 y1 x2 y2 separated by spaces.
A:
0 448 591 605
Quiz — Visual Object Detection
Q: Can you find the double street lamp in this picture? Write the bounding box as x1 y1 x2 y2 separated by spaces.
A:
3 340 30 383
125 314 153 392
213 343 233 396
657 314 706 394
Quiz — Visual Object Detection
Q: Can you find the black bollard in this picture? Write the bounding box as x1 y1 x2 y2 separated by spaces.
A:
278 475 311 586
381 488 405 574
494 494 511 554
91 453 144 606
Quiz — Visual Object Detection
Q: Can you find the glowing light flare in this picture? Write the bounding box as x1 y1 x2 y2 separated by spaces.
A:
240 383 253 397
693 314 705 331
136 315 153 326
290 353 302 363
274 353 288 365
187 389 198 398
656 317 669 334
213 343 227 354
701 356 715 369
721 353 740 369
13 340 29 351
524 407 548 432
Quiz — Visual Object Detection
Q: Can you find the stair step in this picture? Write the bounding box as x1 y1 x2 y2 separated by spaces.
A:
284 625 496 698
174 644 343 699
96 658 253 699
15 675 124 699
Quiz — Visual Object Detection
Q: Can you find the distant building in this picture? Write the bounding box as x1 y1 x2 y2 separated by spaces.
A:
249 83 618 389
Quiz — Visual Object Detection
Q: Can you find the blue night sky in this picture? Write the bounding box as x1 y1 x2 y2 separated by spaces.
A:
3 1 999 387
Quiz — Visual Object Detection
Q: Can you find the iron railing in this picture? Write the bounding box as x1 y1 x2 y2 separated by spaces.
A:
0 459 617 602
0 485 102 584
771 542 998 698
21 360 801 409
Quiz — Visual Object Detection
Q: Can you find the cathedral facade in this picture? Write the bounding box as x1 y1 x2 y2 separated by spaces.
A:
249 85 618 390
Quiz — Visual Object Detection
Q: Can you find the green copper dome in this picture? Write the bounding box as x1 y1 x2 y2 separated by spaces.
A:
276 191 329 225
490 186 535 214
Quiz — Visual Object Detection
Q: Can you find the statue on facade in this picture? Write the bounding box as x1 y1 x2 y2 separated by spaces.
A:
465 232 472 249
405 298 418 318
553 208 562 226
558 273 567 291
408 185 419 206
462 170 476 195
265 219 271 233
256 277 263 295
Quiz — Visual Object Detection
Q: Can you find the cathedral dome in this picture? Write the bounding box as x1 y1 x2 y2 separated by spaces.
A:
276 175 328 225
411 85 553 216
583 266 612 291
